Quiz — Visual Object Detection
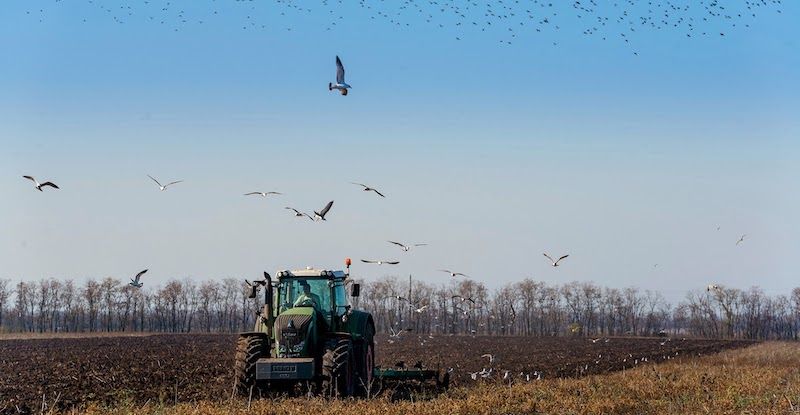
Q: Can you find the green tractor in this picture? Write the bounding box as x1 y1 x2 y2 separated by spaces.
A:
234 260 376 398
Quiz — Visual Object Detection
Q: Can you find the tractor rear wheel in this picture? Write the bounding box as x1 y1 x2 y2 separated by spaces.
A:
321 338 353 398
234 334 267 397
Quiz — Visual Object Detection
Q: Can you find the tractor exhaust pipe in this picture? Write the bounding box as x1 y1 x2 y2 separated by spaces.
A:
264 272 273 335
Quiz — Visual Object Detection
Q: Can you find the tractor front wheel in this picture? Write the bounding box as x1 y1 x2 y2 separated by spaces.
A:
321 338 353 398
234 334 267 397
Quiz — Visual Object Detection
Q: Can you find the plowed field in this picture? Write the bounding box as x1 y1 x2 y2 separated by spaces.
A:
0 334 754 413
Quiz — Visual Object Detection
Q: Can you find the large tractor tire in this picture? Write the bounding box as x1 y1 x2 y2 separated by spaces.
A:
234 333 267 397
321 338 354 398
354 326 375 397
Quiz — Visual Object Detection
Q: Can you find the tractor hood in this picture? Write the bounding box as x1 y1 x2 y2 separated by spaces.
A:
274 307 316 358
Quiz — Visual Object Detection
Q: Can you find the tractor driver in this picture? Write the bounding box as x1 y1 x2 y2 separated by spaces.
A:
293 281 322 310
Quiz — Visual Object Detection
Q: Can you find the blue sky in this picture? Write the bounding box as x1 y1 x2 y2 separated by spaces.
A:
1 1 798 302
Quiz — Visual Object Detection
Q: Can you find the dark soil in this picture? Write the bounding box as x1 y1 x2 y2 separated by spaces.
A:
0 334 755 413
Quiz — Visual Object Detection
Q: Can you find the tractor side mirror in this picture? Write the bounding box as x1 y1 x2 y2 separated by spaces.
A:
248 285 258 299
351 283 360 297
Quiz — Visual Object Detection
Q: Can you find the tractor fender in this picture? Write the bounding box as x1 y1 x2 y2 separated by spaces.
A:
343 311 375 345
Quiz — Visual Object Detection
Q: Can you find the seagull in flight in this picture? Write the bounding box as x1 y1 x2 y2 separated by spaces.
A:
313 200 334 221
736 234 746 245
351 182 385 198
452 295 476 304
706 284 720 292
329 55 351 96
360 259 400 265
244 191 282 197
285 207 314 221
148 175 183 191
543 253 569 267
23 176 59 191
439 269 469 278
388 241 427 251
129 269 147 288
481 353 495 365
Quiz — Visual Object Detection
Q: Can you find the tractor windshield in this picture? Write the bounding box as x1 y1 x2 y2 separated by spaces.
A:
279 278 332 315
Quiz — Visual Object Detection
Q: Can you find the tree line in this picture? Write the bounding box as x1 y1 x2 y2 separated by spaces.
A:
0 276 797 340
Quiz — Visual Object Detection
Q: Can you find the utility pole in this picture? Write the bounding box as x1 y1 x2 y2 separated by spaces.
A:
408 274 413 330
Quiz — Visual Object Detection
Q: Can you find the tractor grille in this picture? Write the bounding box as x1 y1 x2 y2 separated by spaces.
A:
274 314 312 357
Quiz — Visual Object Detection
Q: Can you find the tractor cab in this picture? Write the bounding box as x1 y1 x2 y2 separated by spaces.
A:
274 268 353 331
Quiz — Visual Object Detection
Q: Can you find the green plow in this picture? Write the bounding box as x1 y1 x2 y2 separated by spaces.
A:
373 366 450 399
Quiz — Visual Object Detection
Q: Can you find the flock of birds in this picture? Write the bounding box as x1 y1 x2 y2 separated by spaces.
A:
22 162 575 290
22 0 785 54
20 168 749 294
18 0 763 306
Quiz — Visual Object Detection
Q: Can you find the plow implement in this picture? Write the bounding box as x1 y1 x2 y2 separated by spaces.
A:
373 366 450 399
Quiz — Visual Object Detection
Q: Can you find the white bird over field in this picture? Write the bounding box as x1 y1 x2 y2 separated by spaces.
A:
129 269 147 288
388 241 428 252
351 182 385 197
736 234 746 245
414 305 428 314
147 175 183 191
389 327 410 338
439 269 469 278
244 191 282 197
360 259 400 265
481 353 495 365
707 284 720 292
284 207 314 221
329 55 351 96
452 295 476 305
543 253 569 267
23 176 59 191
313 200 334 221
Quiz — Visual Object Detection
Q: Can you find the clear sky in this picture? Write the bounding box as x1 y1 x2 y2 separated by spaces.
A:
1 0 798 303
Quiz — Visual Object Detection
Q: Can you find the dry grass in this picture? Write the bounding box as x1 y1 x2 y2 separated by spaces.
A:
71 341 799 415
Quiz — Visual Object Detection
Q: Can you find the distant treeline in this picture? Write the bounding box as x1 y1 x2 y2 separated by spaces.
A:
0 277 797 340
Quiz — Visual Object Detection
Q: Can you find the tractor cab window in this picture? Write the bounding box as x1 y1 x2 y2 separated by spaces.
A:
279 278 332 317
333 281 349 317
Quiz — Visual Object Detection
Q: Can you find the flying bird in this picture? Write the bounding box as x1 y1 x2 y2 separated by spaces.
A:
388 241 427 252
736 234 746 245
414 305 428 313
244 191 282 197
313 200 334 221
351 182 385 197
22 176 59 191
148 175 183 191
481 353 495 364
385 295 411 303
452 295 476 304
246 279 267 288
543 253 569 267
328 55 351 96
707 284 720 292
439 269 469 278
360 259 400 265
285 207 314 221
129 269 147 288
